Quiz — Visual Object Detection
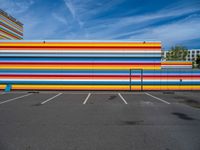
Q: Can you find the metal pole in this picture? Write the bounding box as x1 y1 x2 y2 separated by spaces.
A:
129 69 131 91
141 69 143 91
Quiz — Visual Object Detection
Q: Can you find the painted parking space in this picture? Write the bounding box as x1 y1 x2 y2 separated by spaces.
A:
0 93 58 106
0 92 31 102
49 93 88 105
120 92 170 105
147 91 200 109
85 93 125 104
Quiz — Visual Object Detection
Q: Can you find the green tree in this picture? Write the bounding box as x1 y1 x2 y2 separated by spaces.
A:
166 45 188 61
196 55 200 68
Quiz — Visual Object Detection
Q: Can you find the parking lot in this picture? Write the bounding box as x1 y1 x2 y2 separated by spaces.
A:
0 91 200 150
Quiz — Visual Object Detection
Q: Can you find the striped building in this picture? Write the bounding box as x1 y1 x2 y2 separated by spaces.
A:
0 40 200 91
0 9 23 40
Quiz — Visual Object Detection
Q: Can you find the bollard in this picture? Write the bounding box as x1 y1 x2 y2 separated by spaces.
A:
5 84 12 92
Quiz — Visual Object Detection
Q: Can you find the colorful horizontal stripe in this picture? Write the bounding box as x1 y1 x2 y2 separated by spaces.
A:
161 61 192 69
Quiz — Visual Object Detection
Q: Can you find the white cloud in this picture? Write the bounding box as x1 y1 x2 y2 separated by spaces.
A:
68 1 200 48
63 0 83 27
52 13 68 25
0 0 35 14
83 2 200 39
128 15 200 48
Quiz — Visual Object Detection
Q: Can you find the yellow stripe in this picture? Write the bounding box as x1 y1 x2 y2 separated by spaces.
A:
143 85 200 90
161 62 192 65
0 85 6 90
12 85 129 90
2 84 200 91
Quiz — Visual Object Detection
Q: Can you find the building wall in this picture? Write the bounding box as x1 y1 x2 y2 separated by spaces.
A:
0 41 161 90
186 49 200 61
0 41 200 91
0 9 23 40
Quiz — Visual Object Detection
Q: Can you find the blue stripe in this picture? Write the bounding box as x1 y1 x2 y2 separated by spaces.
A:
0 57 161 61
0 81 199 85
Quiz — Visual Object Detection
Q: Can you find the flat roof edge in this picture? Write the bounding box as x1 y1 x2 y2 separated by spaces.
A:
0 40 161 43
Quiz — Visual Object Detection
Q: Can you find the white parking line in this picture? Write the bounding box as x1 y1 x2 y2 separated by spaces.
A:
145 92 170 104
41 93 62 105
83 93 91 104
0 93 33 105
118 93 128 104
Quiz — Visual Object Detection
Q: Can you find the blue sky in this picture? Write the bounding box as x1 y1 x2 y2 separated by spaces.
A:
1 0 200 49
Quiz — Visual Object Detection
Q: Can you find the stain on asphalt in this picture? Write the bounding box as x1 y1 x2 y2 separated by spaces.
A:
28 91 39 94
181 99 200 109
32 103 42 106
174 96 200 109
108 95 117 100
25 145 31 150
172 112 195 121
120 120 144 126
163 91 175 94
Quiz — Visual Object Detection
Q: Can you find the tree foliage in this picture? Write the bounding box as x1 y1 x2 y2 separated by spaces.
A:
166 45 188 61
196 55 200 68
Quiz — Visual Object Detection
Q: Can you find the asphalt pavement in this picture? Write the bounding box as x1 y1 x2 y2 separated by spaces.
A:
0 91 200 150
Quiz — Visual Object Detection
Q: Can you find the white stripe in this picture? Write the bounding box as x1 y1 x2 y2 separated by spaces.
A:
0 40 160 42
83 93 91 104
0 50 160 53
118 93 128 104
41 93 62 105
145 92 170 104
0 93 32 105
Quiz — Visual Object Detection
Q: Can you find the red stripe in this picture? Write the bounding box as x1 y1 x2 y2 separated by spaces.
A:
0 46 161 49
0 75 134 78
0 74 127 78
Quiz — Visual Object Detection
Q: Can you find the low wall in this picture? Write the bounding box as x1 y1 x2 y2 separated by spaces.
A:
161 61 192 69
0 69 200 91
